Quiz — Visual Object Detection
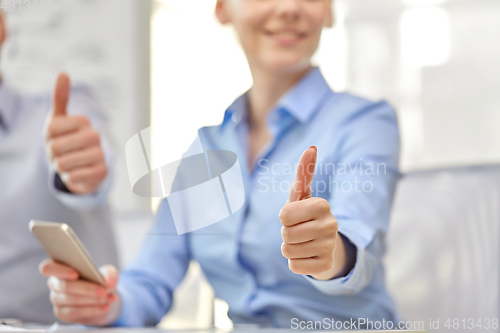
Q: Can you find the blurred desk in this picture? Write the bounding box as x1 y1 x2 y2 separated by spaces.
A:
88 328 427 333
12 327 426 333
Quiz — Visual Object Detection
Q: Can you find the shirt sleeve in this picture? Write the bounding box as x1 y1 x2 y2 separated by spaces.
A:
46 85 114 210
113 199 191 327
304 100 401 295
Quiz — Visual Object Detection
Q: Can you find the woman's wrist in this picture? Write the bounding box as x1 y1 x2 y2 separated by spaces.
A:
311 233 357 281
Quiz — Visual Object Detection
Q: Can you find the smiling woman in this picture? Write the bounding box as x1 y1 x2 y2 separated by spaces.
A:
39 0 401 329
151 1 345 328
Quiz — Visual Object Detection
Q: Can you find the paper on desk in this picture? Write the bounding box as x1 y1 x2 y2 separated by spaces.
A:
0 325 26 332
0 323 49 332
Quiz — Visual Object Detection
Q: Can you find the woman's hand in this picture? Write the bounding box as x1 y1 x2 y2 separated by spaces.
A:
279 146 355 280
39 259 121 326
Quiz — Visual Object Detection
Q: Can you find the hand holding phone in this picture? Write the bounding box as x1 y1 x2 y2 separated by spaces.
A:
30 221 120 325
39 260 121 326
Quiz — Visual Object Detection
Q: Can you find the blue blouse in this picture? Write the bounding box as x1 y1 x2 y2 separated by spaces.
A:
116 67 401 328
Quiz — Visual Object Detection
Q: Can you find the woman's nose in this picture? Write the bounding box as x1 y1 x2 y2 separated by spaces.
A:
275 0 301 21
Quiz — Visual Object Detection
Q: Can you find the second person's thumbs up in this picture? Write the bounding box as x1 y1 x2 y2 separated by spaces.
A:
279 146 345 280
44 72 108 194
52 72 70 117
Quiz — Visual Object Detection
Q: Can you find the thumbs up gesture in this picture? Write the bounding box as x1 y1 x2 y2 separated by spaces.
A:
279 146 350 280
44 73 108 195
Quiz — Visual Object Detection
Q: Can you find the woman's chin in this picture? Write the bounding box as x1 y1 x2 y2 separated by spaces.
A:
260 56 311 74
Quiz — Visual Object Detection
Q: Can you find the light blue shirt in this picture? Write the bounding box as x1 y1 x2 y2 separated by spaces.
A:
116 67 401 328
0 82 118 324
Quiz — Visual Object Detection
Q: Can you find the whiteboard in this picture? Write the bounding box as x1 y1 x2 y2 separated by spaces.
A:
1 0 151 212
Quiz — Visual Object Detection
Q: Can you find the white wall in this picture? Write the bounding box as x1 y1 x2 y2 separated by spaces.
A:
344 0 500 172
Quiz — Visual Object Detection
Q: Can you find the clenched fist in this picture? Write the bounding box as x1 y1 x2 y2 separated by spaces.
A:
45 73 108 194
279 146 356 280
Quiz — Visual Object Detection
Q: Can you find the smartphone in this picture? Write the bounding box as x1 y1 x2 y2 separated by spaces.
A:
29 220 105 286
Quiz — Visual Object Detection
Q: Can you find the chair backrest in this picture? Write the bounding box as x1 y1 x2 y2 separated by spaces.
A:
385 165 500 332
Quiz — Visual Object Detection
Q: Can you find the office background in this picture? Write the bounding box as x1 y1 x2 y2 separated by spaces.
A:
2 0 499 331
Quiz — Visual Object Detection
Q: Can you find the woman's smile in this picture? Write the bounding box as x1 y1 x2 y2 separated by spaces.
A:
263 27 308 47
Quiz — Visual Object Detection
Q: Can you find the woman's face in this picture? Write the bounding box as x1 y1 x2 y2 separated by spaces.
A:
216 0 333 73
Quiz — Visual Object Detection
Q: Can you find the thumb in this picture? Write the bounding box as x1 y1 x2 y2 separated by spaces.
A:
288 146 317 203
99 265 119 292
52 72 70 117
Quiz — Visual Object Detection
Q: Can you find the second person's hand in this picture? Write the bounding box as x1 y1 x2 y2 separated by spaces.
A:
44 73 108 194
39 259 121 326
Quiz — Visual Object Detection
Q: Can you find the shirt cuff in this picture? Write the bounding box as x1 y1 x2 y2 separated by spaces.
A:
112 284 139 327
303 231 376 295
54 173 72 193
47 166 112 210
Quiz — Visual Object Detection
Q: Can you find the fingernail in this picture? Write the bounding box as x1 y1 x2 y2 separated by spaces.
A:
310 146 317 152
97 288 107 298
60 172 70 183
108 294 118 302
100 304 110 311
